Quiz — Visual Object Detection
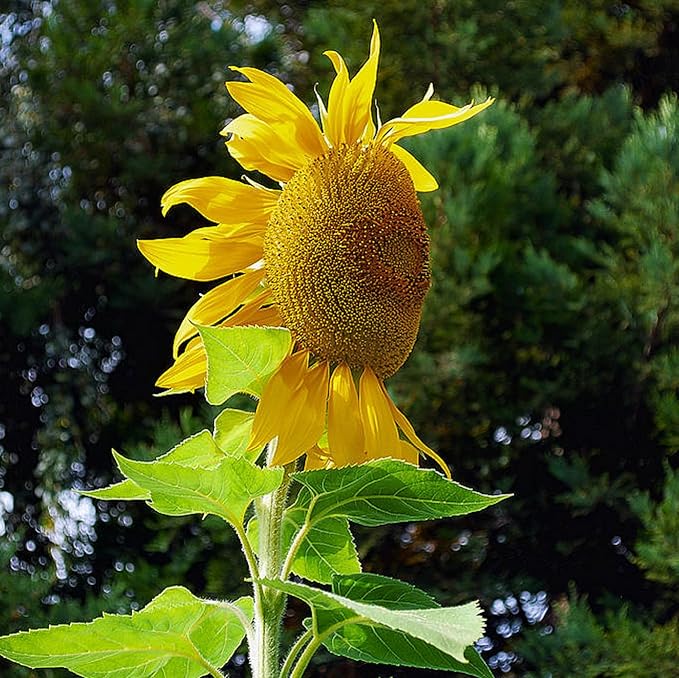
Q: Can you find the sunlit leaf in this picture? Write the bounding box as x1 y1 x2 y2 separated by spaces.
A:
0 586 252 677
199 325 292 405
81 430 222 502
213 408 257 461
291 458 510 526
113 450 283 527
264 574 486 670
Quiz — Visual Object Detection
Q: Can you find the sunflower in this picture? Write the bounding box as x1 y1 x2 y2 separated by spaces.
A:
138 22 492 473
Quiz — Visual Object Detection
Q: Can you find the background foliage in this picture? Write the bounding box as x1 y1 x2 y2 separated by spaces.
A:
1 0 677 676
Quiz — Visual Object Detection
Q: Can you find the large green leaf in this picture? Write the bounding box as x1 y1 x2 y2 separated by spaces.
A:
213 408 257 461
324 574 492 676
291 459 510 526
265 575 485 669
113 450 283 527
81 430 223 501
248 508 361 584
0 586 252 678
199 325 292 405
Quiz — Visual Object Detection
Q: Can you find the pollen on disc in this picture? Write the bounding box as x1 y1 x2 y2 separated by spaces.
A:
264 142 431 379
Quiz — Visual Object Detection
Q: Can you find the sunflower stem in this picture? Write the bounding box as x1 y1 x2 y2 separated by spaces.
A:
251 439 294 678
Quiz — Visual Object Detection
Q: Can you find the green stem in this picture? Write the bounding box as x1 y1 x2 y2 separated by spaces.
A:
279 628 313 678
287 634 325 678
250 439 295 678
288 620 353 678
280 521 310 581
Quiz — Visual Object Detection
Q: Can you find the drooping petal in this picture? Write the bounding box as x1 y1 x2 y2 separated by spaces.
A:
390 144 439 192
227 67 327 159
137 232 263 281
222 114 309 182
323 20 380 146
358 367 400 459
272 360 330 465
328 363 366 466
382 381 451 478
156 343 206 393
161 176 280 223
172 268 266 358
377 97 495 145
249 353 329 465
399 441 419 465
304 445 333 470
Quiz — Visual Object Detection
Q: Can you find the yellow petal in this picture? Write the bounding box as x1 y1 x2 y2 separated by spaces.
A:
172 268 266 358
399 441 419 465
390 144 439 192
230 302 281 328
227 67 327 159
328 363 366 466
377 97 494 144
249 351 308 454
304 445 333 470
156 344 206 393
382 382 451 478
222 114 308 182
221 289 274 327
358 367 400 459
161 176 280 224
272 360 330 465
137 233 263 281
323 21 380 146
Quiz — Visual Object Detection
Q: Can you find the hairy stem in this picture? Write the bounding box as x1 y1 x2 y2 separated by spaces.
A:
279 628 313 678
250 439 294 678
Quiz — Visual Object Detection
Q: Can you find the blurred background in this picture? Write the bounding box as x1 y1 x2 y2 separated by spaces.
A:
1 1 678 676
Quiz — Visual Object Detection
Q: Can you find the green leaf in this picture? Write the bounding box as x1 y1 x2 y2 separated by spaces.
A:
213 408 257 461
325 574 492 676
80 478 150 501
292 459 510 526
264 575 485 668
80 430 223 502
113 450 283 527
285 507 361 584
0 586 252 677
248 509 361 584
199 325 292 405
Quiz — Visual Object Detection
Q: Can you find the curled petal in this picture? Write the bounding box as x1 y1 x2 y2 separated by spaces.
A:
249 354 330 465
390 144 438 192
161 176 279 224
222 114 309 182
172 268 266 358
378 97 495 144
382 381 452 478
227 67 327 159
156 344 206 394
323 20 380 145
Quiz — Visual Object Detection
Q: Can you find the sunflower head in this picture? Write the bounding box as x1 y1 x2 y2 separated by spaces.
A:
265 140 430 378
138 21 493 471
